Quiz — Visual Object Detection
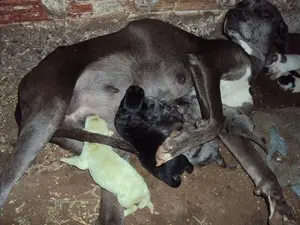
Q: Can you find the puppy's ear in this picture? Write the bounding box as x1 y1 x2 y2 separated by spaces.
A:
275 20 289 53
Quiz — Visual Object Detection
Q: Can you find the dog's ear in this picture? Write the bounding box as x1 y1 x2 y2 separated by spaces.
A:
275 20 289 53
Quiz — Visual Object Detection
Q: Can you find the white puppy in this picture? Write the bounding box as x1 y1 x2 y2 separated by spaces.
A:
60 115 154 217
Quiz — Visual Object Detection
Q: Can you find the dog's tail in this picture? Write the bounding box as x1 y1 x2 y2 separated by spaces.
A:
0 106 64 207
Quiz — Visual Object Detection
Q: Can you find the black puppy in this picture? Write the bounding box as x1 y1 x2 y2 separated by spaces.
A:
114 85 193 188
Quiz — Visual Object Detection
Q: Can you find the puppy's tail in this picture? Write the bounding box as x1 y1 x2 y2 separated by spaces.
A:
53 125 138 155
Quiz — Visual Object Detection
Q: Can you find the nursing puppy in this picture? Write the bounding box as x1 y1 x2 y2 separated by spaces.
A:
114 85 194 188
60 115 154 217
115 85 266 178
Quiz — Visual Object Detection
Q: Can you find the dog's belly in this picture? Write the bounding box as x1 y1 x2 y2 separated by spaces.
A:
65 54 134 129
220 67 252 107
64 53 192 129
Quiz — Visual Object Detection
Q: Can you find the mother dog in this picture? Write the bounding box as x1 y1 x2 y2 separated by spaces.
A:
0 0 294 224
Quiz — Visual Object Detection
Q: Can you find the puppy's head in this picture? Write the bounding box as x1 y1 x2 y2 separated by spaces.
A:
277 74 295 92
141 97 184 135
161 155 194 188
121 85 145 112
223 0 288 60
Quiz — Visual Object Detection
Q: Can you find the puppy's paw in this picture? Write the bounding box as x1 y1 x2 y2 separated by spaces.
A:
156 130 191 166
266 53 288 80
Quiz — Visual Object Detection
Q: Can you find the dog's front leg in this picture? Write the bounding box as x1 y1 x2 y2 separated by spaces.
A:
219 133 295 225
156 54 223 166
266 53 300 80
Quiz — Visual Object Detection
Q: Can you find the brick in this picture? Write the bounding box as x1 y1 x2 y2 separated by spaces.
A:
175 0 219 11
0 0 40 7
0 3 48 24
69 1 93 17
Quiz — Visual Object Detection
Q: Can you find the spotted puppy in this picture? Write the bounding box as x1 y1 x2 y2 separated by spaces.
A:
266 53 300 93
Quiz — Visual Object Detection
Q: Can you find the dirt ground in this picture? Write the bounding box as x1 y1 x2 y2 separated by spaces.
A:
1 15 300 225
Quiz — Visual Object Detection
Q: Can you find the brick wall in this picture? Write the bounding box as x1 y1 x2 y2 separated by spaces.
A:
0 0 297 25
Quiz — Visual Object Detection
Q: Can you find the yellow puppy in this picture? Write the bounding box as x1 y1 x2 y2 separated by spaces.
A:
61 115 154 217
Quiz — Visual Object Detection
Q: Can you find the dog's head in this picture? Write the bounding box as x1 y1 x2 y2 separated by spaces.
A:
223 0 288 60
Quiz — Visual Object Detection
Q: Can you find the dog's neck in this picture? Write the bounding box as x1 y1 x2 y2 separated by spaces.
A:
237 40 267 78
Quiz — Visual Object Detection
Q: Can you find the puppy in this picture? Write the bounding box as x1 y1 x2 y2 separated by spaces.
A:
115 86 266 179
60 115 154 217
173 91 267 167
277 74 300 93
114 85 193 188
266 53 300 93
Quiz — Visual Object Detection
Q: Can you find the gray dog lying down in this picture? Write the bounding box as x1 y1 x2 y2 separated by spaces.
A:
114 85 266 188
0 0 296 224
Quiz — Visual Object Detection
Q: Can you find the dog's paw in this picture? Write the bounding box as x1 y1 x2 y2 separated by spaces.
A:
156 121 221 166
267 197 296 225
195 119 209 128
254 183 295 225
266 53 288 80
156 130 191 166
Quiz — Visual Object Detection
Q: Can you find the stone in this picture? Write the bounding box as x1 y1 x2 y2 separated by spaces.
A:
41 0 68 18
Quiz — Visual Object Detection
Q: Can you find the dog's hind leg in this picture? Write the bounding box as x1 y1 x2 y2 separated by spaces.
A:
51 137 83 154
219 133 295 225
0 107 65 207
96 189 125 225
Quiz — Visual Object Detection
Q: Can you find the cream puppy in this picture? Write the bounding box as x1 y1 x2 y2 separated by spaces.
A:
61 115 154 217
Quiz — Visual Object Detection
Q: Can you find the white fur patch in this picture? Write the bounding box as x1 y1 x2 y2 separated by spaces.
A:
267 54 300 80
220 67 252 107
292 77 300 93
239 40 253 55
279 82 295 92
